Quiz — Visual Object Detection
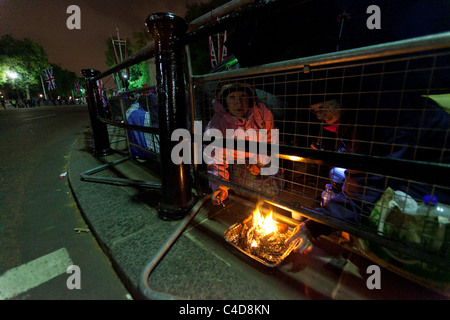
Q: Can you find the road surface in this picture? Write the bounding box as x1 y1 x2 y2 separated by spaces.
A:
0 105 129 300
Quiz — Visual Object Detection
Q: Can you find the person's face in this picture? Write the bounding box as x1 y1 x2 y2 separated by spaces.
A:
226 91 250 117
311 99 340 124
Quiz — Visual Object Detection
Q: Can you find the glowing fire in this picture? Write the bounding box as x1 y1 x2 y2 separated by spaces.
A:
252 207 277 237
225 204 295 265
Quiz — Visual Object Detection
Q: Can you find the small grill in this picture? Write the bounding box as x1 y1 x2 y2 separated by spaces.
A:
224 208 297 267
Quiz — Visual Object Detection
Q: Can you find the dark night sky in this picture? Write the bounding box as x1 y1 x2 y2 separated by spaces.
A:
0 0 203 75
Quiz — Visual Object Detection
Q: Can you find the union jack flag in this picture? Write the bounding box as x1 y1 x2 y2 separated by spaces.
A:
96 80 109 109
43 68 56 90
222 30 228 61
74 80 81 94
208 31 228 69
96 80 103 101
208 36 217 68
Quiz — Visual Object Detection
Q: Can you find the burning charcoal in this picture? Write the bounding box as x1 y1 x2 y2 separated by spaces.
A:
260 232 275 243
239 222 249 239
242 214 253 225
276 223 288 234
224 208 298 266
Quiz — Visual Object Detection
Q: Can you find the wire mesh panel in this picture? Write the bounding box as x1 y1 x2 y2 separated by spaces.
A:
192 41 450 271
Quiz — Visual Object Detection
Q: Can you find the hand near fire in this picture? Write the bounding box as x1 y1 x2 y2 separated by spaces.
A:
285 223 313 254
311 142 325 151
246 163 261 175
212 188 228 206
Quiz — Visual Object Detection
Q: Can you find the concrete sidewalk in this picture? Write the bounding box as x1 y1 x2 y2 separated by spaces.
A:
67 126 447 300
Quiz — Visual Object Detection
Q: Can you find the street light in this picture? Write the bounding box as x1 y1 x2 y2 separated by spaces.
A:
7 71 18 79
7 71 19 99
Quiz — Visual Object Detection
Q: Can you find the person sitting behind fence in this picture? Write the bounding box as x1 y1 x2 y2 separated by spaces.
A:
203 81 283 205
287 92 450 254
309 99 347 192
126 98 159 160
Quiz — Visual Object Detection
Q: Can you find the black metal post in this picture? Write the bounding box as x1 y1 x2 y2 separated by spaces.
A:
145 13 193 220
81 69 112 157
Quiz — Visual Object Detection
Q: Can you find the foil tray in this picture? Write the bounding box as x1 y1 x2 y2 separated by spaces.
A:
224 221 297 267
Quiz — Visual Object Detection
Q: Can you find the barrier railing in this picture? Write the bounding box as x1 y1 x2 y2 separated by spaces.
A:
190 33 450 272
80 0 449 296
81 1 261 221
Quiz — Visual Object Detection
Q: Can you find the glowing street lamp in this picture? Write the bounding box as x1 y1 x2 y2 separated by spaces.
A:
7 71 20 99
7 71 18 79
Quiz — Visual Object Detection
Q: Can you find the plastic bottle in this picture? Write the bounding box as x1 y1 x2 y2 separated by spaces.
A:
321 184 334 207
415 195 450 219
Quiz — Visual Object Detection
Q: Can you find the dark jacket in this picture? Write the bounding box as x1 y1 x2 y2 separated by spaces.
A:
306 95 450 238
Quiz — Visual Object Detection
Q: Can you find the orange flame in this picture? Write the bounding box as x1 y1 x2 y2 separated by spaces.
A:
252 206 276 236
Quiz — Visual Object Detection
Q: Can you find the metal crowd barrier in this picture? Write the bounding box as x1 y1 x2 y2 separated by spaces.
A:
80 0 261 220
186 4 450 275
190 33 450 272
79 0 450 297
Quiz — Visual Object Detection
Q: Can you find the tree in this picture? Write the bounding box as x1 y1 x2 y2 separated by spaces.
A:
0 35 81 101
128 29 152 89
0 35 50 99
102 0 231 88
104 29 152 91
49 64 78 99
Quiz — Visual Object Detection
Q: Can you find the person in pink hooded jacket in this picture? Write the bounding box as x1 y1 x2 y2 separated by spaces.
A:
203 82 281 205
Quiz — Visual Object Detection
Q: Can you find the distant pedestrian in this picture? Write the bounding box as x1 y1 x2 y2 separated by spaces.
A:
1 99 5 110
